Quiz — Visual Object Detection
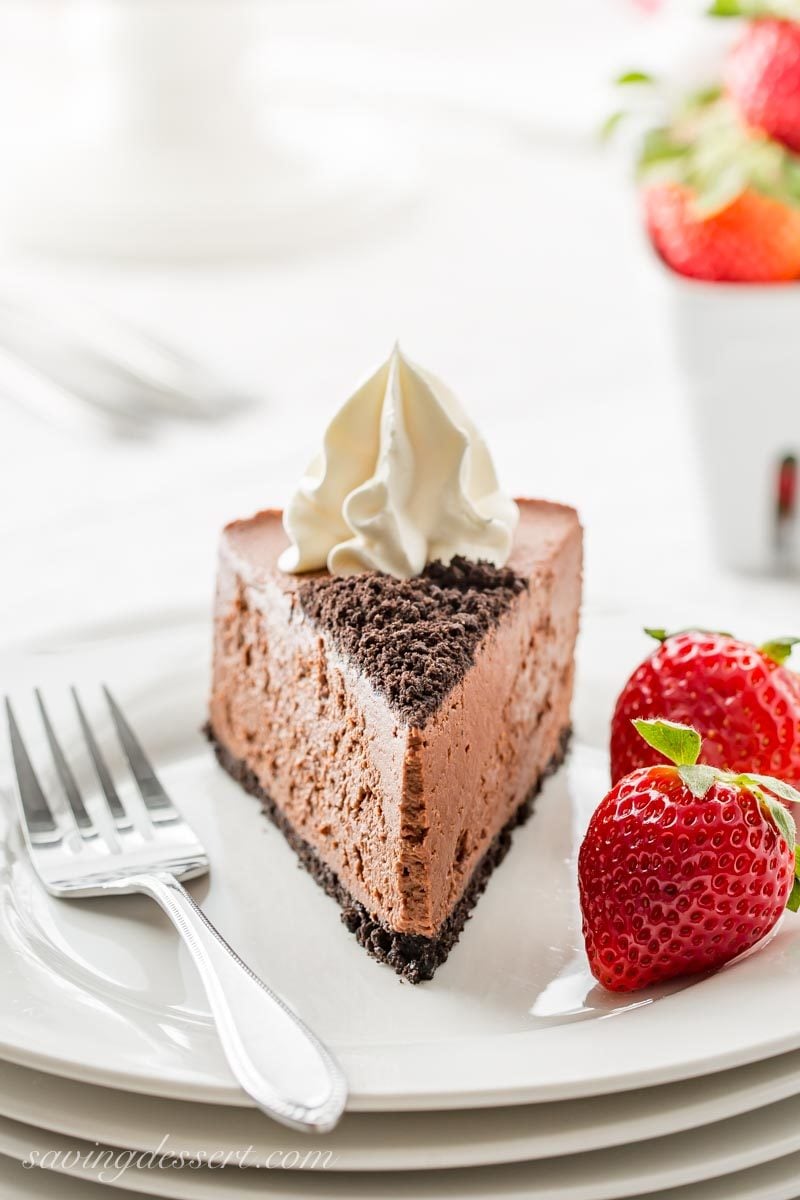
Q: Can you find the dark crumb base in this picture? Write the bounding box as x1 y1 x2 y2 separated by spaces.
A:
204 724 571 984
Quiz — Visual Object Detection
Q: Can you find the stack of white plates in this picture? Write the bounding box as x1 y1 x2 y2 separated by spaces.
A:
3 616 800 1200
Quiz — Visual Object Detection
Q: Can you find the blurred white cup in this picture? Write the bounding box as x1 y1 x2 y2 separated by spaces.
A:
0 0 416 261
666 271 800 577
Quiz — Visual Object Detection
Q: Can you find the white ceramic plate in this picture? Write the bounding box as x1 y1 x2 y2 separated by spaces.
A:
4 1086 800 1200
4 1050 800 1172
8 1153 800 1200
3 618 800 1113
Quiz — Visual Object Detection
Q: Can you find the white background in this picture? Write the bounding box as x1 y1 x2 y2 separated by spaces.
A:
0 0 796 671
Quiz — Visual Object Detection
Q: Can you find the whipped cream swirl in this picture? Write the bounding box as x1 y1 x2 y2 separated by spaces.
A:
278 346 518 579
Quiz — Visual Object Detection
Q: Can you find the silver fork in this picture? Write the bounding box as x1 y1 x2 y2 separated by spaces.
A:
4 687 347 1133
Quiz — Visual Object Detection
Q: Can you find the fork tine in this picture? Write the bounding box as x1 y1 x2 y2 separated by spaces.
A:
102 685 177 818
35 689 94 833
71 687 130 828
5 698 58 837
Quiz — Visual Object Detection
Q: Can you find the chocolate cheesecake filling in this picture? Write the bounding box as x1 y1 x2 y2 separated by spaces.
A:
297 558 527 727
206 724 570 983
208 501 582 980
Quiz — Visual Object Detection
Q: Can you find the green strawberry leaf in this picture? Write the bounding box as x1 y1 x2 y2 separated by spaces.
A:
637 98 800 216
637 127 690 175
740 774 800 808
633 719 702 767
707 0 744 15
678 764 719 799
709 0 800 15
691 162 748 217
644 627 668 643
754 791 797 849
643 626 733 644
789 848 800 913
616 70 656 86
686 85 724 109
601 111 627 142
760 638 800 667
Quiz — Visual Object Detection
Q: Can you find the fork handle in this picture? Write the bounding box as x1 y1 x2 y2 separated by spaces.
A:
125 871 347 1132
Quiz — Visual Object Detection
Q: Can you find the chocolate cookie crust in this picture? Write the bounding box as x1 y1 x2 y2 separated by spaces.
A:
205 723 570 983
297 557 527 727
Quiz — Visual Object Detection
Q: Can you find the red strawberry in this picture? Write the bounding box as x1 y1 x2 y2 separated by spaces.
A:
644 182 800 281
580 719 800 992
610 630 800 786
725 19 800 153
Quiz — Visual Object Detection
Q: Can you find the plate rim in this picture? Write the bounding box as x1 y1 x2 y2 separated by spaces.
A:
3 1087 800 1200
4 1048 800 1171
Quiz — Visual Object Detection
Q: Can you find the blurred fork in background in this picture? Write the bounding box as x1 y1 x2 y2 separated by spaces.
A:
0 291 252 438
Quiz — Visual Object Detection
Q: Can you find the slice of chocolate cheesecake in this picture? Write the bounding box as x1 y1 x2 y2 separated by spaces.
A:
208 498 582 982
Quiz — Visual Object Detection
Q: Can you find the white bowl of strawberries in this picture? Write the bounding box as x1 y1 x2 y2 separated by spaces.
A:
631 1 800 575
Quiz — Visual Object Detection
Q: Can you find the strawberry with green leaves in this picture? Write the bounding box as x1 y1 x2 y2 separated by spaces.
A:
609 34 800 281
712 0 800 153
611 629 800 786
580 719 800 992
637 94 800 280
643 180 800 280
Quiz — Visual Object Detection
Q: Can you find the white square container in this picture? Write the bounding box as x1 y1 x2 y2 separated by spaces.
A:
666 271 800 576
